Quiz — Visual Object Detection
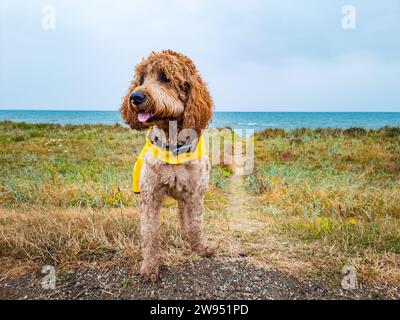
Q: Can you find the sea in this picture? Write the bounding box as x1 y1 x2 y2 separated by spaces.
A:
0 110 399 132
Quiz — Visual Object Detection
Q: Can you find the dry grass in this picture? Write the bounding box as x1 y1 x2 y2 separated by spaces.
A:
0 201 231 277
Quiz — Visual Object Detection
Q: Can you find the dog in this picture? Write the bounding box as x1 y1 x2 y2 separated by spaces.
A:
120 50 215 281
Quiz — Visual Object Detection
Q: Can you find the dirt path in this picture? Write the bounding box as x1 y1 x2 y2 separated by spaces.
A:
227 159 266 235
1 258 342 300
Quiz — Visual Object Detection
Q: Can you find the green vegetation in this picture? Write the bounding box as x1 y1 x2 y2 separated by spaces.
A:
0 121 398 288
0 121 143 208
242 127 400 285
0 121 230 209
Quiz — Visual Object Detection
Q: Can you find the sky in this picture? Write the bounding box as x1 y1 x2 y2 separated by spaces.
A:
0 0 399 112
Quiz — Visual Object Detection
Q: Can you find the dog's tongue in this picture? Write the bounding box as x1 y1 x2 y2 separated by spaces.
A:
138 112 152 123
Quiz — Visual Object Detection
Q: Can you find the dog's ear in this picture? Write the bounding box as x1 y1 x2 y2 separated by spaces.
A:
120 80 145 131
182 74 213 137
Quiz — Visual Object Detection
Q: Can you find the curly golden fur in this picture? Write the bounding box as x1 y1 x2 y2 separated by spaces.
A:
120 50 215 281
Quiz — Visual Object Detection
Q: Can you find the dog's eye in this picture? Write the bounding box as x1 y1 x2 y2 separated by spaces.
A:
139 74 145 85
159 71 170 83
183 82 190 93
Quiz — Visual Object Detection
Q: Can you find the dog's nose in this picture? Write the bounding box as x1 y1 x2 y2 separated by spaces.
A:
130 91 147 106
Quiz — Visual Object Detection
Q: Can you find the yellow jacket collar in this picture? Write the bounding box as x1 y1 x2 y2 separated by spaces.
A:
132 130 206 194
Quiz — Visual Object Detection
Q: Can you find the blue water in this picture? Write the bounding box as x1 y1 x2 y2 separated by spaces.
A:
0 110 399 132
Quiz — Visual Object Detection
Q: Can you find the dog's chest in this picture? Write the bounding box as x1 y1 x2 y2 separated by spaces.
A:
141 153 210 195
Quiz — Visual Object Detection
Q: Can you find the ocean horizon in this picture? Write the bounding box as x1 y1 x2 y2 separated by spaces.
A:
0 110 399 132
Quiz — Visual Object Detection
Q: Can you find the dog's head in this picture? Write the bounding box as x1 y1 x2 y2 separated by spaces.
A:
120 50 213 136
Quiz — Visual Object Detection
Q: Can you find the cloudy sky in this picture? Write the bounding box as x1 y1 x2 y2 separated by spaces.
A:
0 0 399 111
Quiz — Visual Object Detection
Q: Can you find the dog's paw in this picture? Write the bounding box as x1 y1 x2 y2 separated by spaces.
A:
140 264 159 282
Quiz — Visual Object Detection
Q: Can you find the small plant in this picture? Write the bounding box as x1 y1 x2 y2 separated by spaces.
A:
343 127 367 137
121 277 132 288
210 165 232 190
28 129 45 138
13 134 26 142
386 235 400 254
260 128 287 139
245 171 270 194
379 126 400 137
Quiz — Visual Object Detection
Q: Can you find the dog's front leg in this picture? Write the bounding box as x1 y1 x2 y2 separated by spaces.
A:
139 191 162 282
179 194 215 257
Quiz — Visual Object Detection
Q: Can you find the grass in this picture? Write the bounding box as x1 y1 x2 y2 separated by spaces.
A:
0 121 231 210
0 121 399 290
242 127 400 286
0 121 143 208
